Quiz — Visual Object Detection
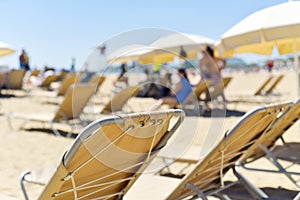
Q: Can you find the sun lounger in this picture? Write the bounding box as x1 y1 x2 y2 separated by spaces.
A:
197 78 230 112
29 69 40 77
84 86 140 117
153 78 227 112
33 73 82 100
3 69 26 90
88 75 106 86
56 73 82 96
125 102 292 200
234 98 300 189
228 75 273 98
197 77 231 101
207 80 226 100
100 86 140 114
55 73 83 96
227 75 280 104
20 109 184 200
87 75 106 94
254 75 274 95
192 80 213 101
7 83 96 137
39 74 60 89
265 74 284 95
223 76 232 88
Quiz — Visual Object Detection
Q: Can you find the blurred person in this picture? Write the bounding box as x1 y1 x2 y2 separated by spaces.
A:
267 60 274 73
198 46 226 100
19 49 30 71
158 70 172 98
113 63 129 87
150 68 192 110
70 57 76 72
179 45 187 58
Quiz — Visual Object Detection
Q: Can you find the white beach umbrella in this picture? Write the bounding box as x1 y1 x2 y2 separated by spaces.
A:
0 41 15 56
138 33 215 64
218 1 300 60
217 0 300 93
106 44 152 64
150 33 215 52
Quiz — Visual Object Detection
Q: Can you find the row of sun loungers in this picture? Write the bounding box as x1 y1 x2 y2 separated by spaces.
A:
2 68 298 199
16 97 300 199
4 69 286 137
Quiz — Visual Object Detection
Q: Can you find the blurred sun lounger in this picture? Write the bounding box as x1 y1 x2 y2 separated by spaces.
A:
265 74 284 95
7 83 96 137
84 85 141 116
39 74 60 90
226 75 287 104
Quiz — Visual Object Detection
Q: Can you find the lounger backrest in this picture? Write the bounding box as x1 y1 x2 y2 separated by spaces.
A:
58 71 69 81
30 69 40 77
209 80 225 100
89 75 106 86
88 75 106 91
38 109 184 200
6 69 26 89
101 86 140 114
243 99 300 161
223 77 232 88
40 74 60 88
254 76 273 95
166 102 292 200
265 74 284 94
194 80 213 101
54 83 96 121
57 73 81 96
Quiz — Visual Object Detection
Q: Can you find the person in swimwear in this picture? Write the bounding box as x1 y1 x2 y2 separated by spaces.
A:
150 68 192 110
199 46 226 103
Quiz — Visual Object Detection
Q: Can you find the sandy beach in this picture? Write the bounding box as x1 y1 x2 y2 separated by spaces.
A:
0 69 299 199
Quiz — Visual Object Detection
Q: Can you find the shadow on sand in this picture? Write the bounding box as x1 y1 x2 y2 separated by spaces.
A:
221 182 299 199
272 142 300 164
0 93 17 98
201 109 246 118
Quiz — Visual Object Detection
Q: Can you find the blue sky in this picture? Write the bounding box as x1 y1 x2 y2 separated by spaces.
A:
0 0 287 70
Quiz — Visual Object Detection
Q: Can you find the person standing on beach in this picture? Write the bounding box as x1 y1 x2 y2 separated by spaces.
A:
179 46 187 58
19 49 30 71
198 46 226 101
199 46 226 83
267 60 274 73
70 57 76 72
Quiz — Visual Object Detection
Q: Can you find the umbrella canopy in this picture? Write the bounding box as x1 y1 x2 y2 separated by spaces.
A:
0 41 15 56
106 44 152 64
217 1 300 57
139 33 215 64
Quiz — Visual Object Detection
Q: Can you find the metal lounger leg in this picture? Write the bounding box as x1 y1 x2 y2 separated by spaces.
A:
185 183 208 200
20 171 31 200
259 144 300 188
49 121 62 137
233 163 268 200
